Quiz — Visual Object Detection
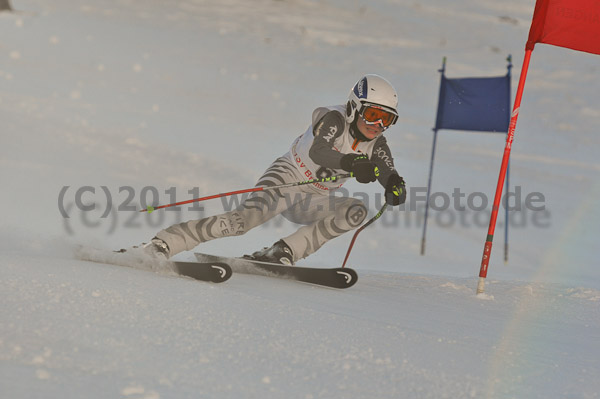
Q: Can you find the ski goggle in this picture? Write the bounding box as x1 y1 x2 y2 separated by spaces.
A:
359 103 398 128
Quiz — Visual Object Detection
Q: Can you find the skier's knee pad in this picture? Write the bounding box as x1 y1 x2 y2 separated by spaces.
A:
218 211 248 236
337 199 367 229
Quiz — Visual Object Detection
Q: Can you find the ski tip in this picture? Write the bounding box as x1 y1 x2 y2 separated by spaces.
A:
172 261 232 283
336 268 358 288
211 263 233 283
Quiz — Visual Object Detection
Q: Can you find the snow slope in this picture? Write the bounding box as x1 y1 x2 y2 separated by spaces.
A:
2 241 599 399
1 0 599 397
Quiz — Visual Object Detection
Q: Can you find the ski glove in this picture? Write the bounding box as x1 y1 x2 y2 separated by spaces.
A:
340 154 379 184
385 174 407 206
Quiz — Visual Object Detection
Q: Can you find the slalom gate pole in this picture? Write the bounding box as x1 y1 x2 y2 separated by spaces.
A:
504 159 510 264
139 173 353 213
421 128 439 255
341 202 388 268
422 57 446 256
477 49 533 294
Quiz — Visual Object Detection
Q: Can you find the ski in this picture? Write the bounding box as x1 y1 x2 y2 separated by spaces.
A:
194 253 358 289
74 246 232 284
171 261 232 283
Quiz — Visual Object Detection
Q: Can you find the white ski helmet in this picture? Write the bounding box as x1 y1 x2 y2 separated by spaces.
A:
346 74 399 127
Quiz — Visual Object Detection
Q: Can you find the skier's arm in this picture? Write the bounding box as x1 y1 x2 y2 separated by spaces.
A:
371 136 407 205
308 110 346 170
371 136 398 187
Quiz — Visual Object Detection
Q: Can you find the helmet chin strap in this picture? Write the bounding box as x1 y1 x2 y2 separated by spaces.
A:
349 119 374 142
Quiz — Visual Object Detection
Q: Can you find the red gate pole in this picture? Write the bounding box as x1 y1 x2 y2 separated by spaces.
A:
477 49 533 294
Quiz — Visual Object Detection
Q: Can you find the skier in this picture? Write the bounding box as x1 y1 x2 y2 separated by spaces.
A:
139 74 407 265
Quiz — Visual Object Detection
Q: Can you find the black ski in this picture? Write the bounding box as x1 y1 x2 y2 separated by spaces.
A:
171 261 232 283
75 246 233 284
194 253 358 289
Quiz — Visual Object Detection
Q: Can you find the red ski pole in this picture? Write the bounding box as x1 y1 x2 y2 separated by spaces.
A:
140 173 353 213
341 202 388 268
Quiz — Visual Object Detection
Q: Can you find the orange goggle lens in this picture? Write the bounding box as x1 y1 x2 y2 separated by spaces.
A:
360 106 397 127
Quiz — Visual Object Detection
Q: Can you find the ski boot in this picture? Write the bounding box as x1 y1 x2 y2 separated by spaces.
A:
115 237 170 260
244 239 294 265
142 238 170 260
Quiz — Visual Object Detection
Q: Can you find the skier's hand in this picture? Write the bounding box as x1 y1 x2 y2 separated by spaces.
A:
385 174 406 206
341 154 379 184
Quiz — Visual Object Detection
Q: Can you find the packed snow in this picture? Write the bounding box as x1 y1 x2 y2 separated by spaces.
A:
1 0 599 398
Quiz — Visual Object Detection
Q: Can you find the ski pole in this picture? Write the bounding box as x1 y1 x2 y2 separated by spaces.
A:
341 201 388 268
140 173 353 213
